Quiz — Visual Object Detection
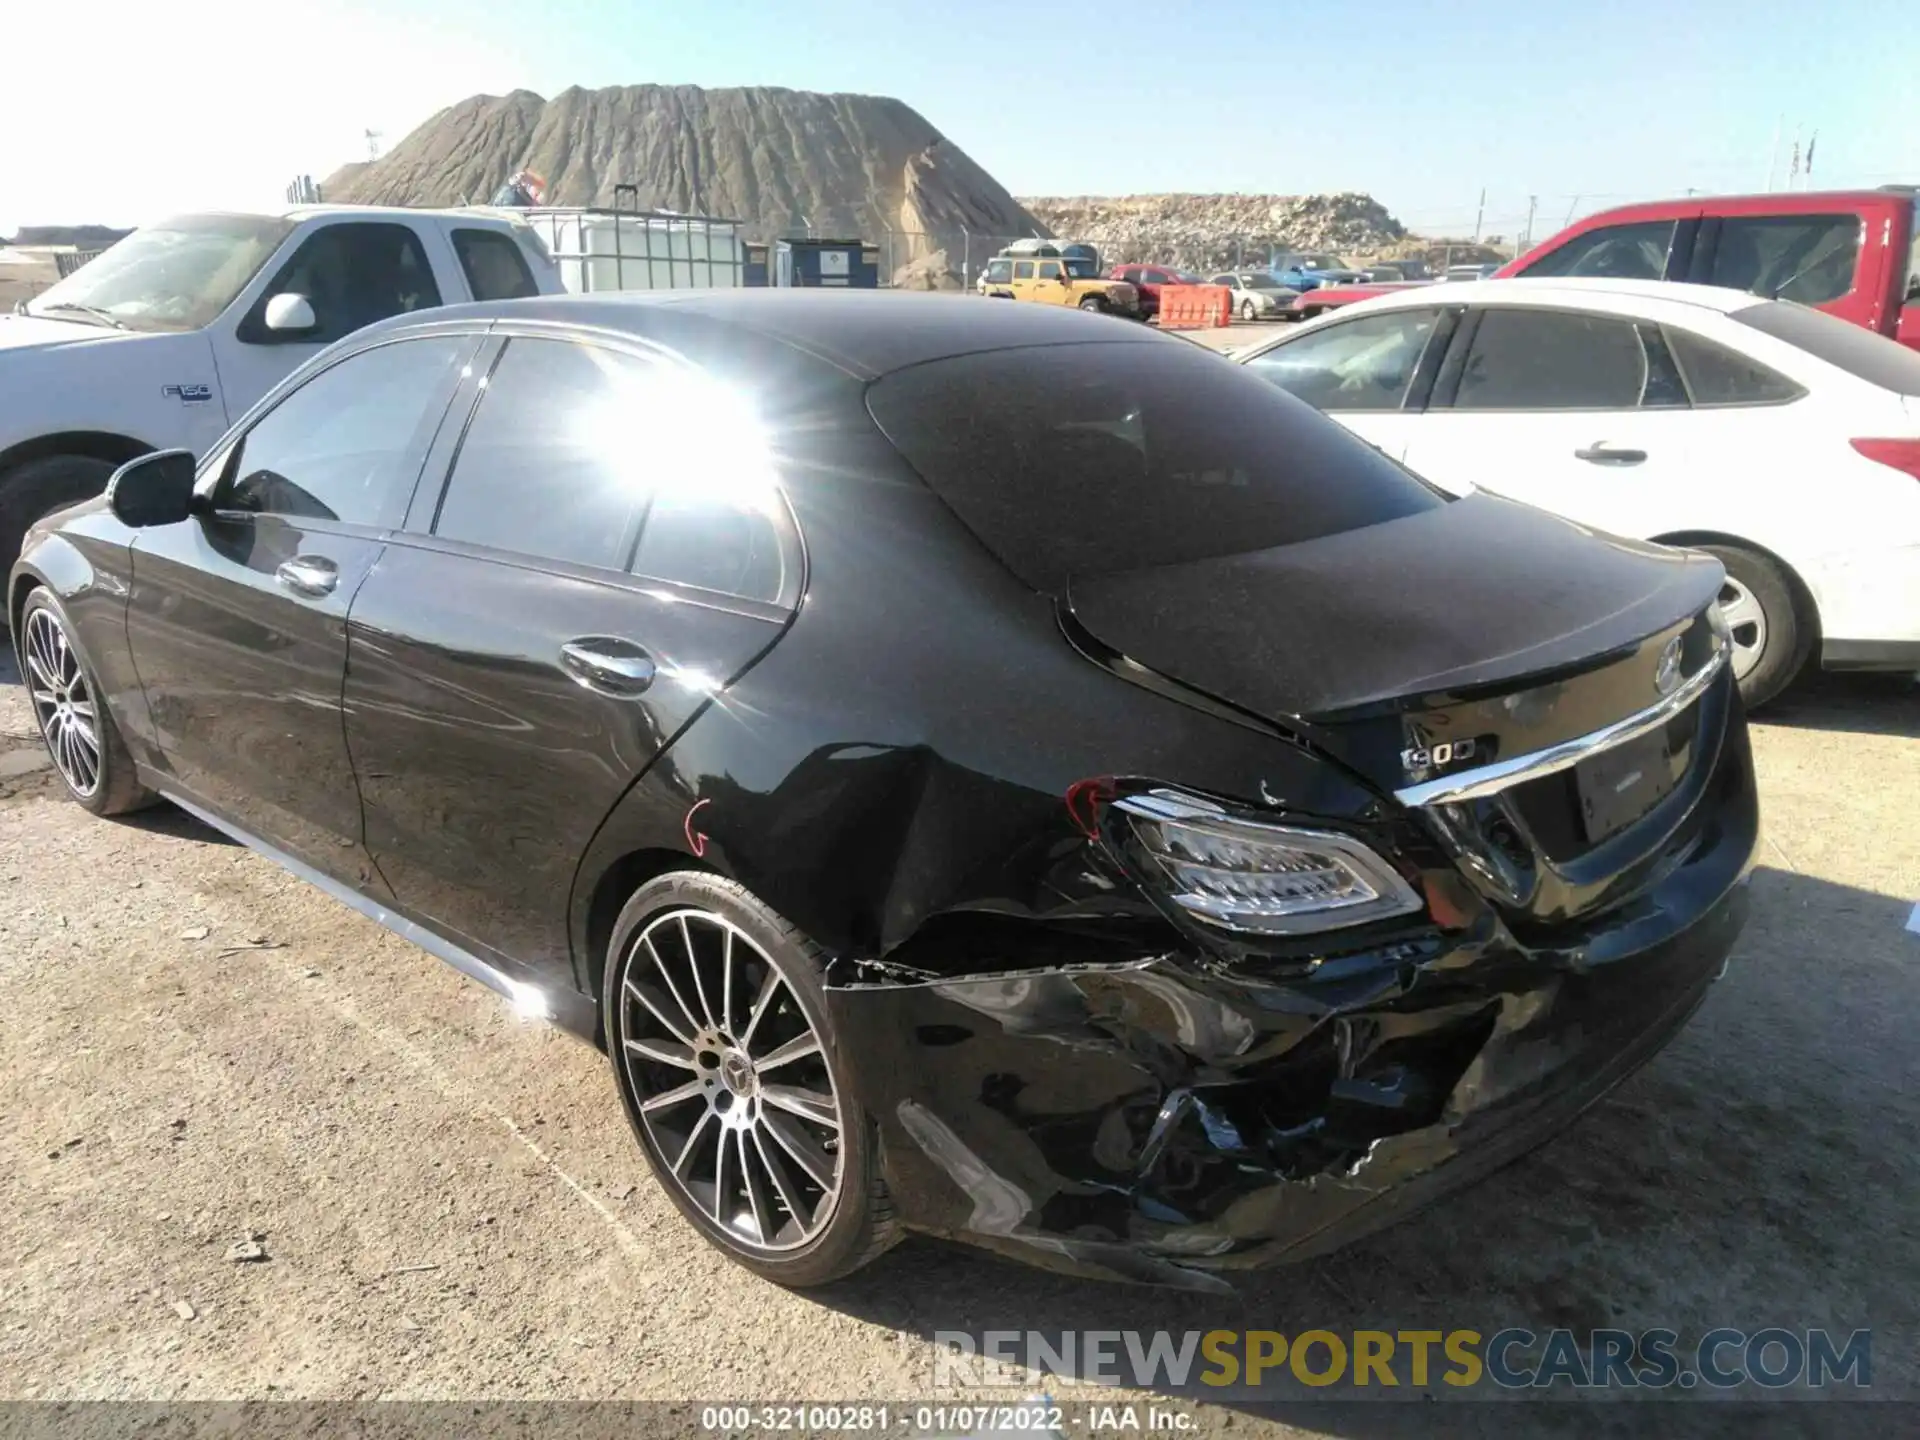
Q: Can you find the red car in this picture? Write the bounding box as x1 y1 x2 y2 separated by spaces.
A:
1290 186 1920 348
1111 263 1202 319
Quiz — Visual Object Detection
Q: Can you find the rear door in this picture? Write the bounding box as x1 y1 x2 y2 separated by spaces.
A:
1396 305 1710 531
1238 306 1454 459
127 332 478 886
342 332 801 978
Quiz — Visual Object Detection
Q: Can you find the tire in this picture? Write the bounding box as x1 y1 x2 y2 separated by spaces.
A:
602 871 899 1287
1297 305 1324 321
1241 299 1257 322
1698 543 1812 709
1078 296 1106 313
17 587 156 815
0 454 119 572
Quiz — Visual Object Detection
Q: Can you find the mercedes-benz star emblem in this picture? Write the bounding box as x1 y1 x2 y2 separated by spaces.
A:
1654 636 1685 697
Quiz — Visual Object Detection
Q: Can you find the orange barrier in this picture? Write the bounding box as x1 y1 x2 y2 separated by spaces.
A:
1156 285 1233 330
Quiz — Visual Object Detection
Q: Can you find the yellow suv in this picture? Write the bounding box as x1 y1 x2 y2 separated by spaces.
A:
979 246 1140 317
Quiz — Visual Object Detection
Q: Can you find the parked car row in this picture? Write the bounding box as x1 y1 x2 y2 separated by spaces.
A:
1235 277 1920 705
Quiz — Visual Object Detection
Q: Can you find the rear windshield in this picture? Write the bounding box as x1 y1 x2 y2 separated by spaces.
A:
1733 299 1920 396
865 341 1444 593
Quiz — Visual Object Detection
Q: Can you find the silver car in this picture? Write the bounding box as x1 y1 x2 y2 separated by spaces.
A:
1210 271 1300 320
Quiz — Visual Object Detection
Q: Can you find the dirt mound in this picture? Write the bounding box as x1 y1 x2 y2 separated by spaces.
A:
321 85 1044 275
1017 192 1408 272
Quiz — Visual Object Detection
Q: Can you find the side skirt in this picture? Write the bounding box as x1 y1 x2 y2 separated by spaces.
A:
153 784 603 1046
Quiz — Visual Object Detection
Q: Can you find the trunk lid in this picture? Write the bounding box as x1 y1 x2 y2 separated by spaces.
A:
1067 494 1734 926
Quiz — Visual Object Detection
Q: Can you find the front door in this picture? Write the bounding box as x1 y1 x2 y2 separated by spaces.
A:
126 332 478 886
214 220 449 422
1238 306 1452 462
342 333 801 979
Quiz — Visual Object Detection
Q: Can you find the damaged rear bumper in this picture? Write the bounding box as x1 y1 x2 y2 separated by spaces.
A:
825 803 1753 1288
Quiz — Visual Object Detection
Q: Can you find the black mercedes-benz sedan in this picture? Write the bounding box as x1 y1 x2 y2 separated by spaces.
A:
11 291 1755 1290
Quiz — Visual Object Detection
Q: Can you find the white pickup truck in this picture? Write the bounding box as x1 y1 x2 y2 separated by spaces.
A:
0 204 565 564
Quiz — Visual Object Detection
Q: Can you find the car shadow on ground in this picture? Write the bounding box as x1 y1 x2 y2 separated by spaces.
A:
1756 670 1918 738
815 862 1917 1431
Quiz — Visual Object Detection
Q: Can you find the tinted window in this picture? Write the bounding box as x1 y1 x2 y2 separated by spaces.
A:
434 339 656 570
247 222 443 345
1708 214 1860 305
453 227 540 301
1014 261 1034 280
866 340 1444 594
1523 220 1675 280
1245 309 1440 412
433 339 791 600
1455 309 1651 409
224 337 467 526
1734 300 1920 396
1039 261 1063 279
1666 327 1803 405
1121 268 1142 283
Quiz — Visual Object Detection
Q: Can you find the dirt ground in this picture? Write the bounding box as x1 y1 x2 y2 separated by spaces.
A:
0 251 60 311
0 639 1915 1432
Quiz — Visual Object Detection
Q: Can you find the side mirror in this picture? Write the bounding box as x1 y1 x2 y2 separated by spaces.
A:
263 293 317 334
106 449 199 529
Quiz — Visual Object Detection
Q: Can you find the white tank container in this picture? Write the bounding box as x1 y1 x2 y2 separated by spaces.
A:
521 210 746 292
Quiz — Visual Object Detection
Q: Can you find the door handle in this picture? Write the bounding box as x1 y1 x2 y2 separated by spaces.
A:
274 555 338 596
1574 443 1648 465
560 638 656 696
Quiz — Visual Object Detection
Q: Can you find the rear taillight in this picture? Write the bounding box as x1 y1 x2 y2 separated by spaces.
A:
1850 438 1920 481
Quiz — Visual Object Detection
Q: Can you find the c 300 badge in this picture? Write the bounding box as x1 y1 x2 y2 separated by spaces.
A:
1402 737 1477 774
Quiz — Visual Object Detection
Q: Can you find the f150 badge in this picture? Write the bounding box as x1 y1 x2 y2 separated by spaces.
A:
162 383 213 404
1402 738 1477 773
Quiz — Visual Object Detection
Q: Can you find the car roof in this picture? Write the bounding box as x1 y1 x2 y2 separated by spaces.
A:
378 289 1172 380
1322 276 1767 318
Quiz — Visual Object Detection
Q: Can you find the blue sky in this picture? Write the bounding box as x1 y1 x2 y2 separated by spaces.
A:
5 0 1914 235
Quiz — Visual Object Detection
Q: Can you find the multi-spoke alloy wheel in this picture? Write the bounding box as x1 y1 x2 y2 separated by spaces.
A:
23 606 101 798
616 908 846 1254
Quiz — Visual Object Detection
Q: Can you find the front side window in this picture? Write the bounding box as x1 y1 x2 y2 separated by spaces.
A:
453 227 540 301
1244 309 1441 412
1523 220 1676 281
1454 308 1654 410
433 338 790 601
245 222 443 346
1121 267 1143 284
222 337 468 527
26 214 293 333
1013 261 1035 280
1708 214 1860 306
867 340 1443 595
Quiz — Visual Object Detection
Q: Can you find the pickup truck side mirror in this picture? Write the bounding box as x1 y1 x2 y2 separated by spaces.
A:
106 449 199 529
263 293 318 335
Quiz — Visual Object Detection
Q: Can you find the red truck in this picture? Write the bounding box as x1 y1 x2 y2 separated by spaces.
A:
1294 186 1920 349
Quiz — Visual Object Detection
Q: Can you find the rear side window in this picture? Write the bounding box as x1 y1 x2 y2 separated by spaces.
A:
434 339 657 570
452 227 540 301
866 340 1443 594
1707 214 1860 306
1733 300 1920 396
1455 309 1659 410
223 336 467 527
1522 220 1675 281
1665 327 1803 405
433 337 792 598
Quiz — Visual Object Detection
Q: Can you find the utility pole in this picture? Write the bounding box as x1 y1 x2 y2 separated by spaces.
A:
1522 194 1538 253
1472 187 1486 243
364 129 384 162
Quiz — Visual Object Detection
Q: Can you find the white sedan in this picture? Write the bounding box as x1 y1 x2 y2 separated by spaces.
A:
1234 278 1920 705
